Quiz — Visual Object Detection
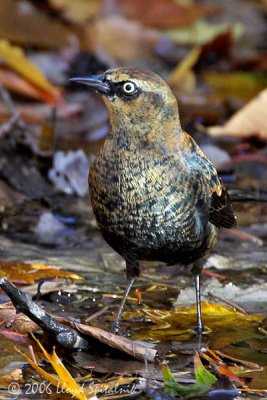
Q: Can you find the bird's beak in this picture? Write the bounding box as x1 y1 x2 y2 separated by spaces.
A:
69 75 110 95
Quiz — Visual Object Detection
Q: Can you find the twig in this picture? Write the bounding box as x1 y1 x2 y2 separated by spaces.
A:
0 278 88 350
72 320 157 362
0 112 20 138
0 84 36 137
82 305 110 323
223 227 263 246
0 85 21 137
0 84 17 114
0 278 157 362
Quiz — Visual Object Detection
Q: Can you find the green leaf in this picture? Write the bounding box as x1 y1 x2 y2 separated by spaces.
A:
163 353 217 398
194 353 217 386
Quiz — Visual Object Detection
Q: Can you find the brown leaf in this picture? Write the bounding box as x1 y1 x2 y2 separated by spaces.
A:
91 16 161 63
0 302 38 335
118 0 218 29
0 0 72 49
207 88 267 141
200 29 232 60
242 367 267 391
63 319 157 362
201 348 247 387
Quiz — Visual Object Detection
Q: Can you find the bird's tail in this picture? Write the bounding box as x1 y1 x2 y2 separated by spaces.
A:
228 188 267 203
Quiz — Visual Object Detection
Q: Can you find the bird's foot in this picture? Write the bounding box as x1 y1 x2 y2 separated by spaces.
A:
194 324 211 337
196 323 203 336
110 320 120 335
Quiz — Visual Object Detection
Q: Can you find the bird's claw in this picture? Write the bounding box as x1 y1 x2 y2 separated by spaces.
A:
110 320 120 335
196 324 203 336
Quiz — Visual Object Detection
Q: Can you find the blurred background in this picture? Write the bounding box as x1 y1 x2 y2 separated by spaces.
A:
0 0 267 246
0 1 267 395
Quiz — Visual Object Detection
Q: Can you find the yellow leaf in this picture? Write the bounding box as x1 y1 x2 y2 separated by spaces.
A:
167 47 200 94
19 336 139 400
126 302 263 342
168 47 200 85
38 341 88 400
0 40 62 103
19 337 88 400
0 261 82 284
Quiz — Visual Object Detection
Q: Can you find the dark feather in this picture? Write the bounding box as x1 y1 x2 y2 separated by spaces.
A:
209 185 236 229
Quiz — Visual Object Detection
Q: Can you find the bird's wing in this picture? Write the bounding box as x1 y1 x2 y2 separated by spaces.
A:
181 133 236 229
209 179 236 228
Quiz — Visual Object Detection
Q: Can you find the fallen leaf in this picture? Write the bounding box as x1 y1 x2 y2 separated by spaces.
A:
0 302 38 337
200 29 233 59
91 16 161 63
165 20 243 45
48 0 101 24
207 88 267 141
119 0 218 29
0 313 39 336
0 261 81 284
0 40 62 104
19 336 88 400
0 68 58 103
20 336 143 399
201 348 246 387
168 47 200 94
0 0 72 49
219 344 267 368
65 319 157 362
241 367 267 391
202 71 267 102
163 352 217 397
125 302 263 342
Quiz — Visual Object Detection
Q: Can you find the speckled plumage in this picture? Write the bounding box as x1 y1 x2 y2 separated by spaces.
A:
71 66 236 333
88 67 236 278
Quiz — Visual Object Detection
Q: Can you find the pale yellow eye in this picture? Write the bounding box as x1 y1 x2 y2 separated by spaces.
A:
122 82 136 95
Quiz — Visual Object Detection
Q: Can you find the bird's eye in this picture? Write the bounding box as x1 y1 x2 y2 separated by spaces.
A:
122 82 136 95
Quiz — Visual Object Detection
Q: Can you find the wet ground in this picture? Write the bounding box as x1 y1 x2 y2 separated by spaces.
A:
0 191 267 399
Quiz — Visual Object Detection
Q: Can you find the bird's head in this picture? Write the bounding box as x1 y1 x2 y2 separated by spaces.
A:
70 66 180 136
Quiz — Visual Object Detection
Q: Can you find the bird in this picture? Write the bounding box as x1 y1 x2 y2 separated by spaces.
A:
70 66 238 335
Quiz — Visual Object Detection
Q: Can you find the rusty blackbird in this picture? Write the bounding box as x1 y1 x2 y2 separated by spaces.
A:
70 66 237 334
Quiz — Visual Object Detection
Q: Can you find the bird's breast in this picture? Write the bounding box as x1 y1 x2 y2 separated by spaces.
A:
89 148 210 250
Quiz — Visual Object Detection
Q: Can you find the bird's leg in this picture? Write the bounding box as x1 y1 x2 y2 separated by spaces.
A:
110 259 139 334
193 273 203 335
110 277 135 334
191 261 204 335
